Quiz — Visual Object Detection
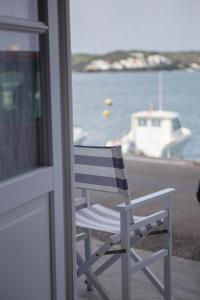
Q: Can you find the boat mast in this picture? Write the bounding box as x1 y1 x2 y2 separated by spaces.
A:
158 71 163 110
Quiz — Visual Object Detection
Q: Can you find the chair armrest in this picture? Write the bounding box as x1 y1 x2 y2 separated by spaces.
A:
116 188 175 212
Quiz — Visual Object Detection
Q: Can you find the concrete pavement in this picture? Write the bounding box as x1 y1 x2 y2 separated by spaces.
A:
77 239 200 300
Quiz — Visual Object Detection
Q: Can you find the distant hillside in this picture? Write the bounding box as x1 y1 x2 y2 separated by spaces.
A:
72 50 200 72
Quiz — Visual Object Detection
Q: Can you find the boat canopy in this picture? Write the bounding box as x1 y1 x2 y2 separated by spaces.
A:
132 110 179 120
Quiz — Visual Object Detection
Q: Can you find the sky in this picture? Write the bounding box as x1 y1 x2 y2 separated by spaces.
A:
70 0 200 54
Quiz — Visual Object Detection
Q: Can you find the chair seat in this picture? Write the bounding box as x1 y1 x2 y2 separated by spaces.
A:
76 204 163 235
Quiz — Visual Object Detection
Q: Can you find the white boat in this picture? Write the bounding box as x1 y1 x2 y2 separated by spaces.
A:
106 110 191 158
73 127 88 145
106 73 191 158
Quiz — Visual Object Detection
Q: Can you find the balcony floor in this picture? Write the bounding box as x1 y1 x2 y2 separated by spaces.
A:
77 239 200 300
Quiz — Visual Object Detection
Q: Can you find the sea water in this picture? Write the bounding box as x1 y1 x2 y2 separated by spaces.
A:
72 70 200 161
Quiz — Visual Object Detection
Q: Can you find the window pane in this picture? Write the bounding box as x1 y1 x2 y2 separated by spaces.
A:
0 0 38 20
0 31 44 182
138 118 147 127
152 119 161 127
172 118 181 131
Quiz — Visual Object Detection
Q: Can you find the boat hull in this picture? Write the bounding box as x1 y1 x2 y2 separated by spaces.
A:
73 127 88 145
106 128 191 159
161 136 190 159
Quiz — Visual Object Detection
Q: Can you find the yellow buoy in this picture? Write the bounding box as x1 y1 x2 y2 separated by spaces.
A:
104 98 113 106
102 110 110 118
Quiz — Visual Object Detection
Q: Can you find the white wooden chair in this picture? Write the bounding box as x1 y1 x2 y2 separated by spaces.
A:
75 145 175 300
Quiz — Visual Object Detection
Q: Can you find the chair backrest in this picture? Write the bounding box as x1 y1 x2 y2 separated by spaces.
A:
74 145 130 204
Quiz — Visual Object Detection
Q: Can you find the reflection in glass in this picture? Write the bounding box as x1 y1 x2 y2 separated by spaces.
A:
0 0 38 20
0 31 43 181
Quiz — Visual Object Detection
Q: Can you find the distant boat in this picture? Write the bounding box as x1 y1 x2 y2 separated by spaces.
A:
106 73 191 158
73 127 87 145
106 110 191 158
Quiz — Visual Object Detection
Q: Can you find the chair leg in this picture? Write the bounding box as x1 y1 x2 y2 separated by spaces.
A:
121 251 131 300
84 229 93 291
121 212 131 300
164 258 172 300
77 253 111 300
164 202 172 300
164 234 172 299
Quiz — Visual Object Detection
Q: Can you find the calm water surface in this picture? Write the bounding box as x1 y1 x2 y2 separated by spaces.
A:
72 70 200 161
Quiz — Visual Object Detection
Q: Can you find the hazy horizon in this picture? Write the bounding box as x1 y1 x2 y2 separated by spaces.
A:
72 49 200 55
70 0 200 54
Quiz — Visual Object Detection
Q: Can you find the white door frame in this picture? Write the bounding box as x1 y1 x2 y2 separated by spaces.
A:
0 0 76 299
56 0 77 298
46 0 77 299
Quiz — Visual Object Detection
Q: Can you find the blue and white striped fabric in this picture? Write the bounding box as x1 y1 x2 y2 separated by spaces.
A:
75 145 163 238
74 145 129 199
76 204 163 235
76 203 163 235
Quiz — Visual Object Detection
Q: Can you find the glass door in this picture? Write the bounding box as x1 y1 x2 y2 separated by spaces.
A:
0 31 44 181
0 1 68 300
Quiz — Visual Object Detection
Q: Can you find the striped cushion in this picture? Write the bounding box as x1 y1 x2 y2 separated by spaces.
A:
76 204 163 235
74 145 129 198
